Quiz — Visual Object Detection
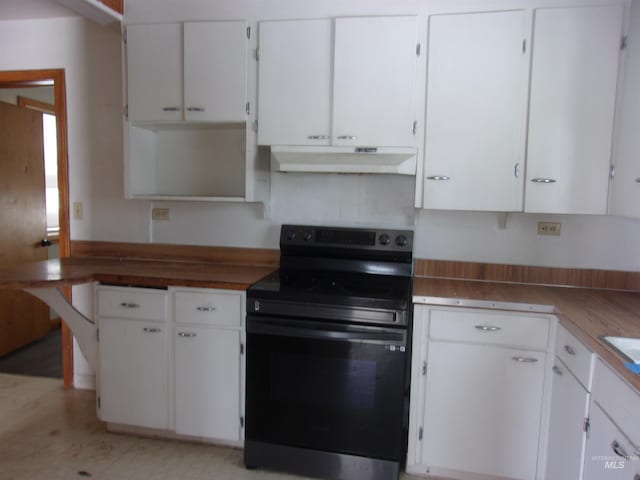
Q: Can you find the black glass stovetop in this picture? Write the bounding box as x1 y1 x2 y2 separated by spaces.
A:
247 268 412 312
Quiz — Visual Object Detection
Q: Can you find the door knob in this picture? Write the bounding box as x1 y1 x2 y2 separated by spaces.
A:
40 238 52 247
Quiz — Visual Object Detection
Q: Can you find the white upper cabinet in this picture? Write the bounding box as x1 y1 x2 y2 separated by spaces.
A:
610 0 640 219
525 6 623 214
127 21 248 123
257 16 418 147
127 23 183 122
332 16 418 147
257 19 332 146
423 10 528 211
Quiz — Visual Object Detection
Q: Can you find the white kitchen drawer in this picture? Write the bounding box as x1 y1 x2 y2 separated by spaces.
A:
555 323 595 391
97 286 167 321
429 308 551 350
174 288 243 327
592 359 640 446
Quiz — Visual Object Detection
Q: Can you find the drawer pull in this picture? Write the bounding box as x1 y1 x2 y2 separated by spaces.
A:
564 345 576 356
307 135 329 140
196 306 216 312
120 302 140 309
143 327 161 333
530 177 557 184
186 107 205 112
178 332 197 338
512 356 538 363
336 135 357 140
552 365 563 375
162 106 181 112
426 175 451 181
611 440 630 459
475 325 501 332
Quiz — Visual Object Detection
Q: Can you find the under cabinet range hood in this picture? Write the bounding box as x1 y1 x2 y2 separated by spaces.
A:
270 146 417 175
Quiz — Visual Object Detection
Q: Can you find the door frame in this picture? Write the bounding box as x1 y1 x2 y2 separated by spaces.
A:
0 69 73 388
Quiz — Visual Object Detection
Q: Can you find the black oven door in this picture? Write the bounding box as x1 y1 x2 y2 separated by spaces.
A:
245 314 407 461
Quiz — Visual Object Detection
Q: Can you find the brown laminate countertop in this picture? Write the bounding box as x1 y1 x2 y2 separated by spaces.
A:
413 277 640 392
0 256 276 291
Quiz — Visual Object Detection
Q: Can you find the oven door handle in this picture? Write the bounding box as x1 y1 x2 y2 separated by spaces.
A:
247 320 406 346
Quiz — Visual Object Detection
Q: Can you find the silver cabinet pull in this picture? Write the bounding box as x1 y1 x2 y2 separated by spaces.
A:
143 327 161 333
426 175 451 181
514 163 521 178
186 107 205 112
162 106 181 112
552 365 563 375
530 178 557 183
564 345 576 356
611 440 629 459
512 356 539 363
307 135 329 140
196 306 216 312
336 135 357 140
475 325 501 332
120 302 140 308
178 332 197 338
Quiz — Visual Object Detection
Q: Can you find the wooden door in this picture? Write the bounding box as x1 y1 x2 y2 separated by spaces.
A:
0 101 51 357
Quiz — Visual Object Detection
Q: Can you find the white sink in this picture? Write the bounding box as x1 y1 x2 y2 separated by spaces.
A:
602 336 640 365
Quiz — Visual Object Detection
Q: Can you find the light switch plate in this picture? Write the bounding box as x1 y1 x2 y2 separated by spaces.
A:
152 208 170 221
537 222 561 236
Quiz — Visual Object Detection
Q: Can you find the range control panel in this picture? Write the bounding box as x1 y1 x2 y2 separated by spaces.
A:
280 225 413 252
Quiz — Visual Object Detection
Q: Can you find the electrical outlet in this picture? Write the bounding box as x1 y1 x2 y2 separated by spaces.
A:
537 222 561 236
73 202 83 220
152 208 170 221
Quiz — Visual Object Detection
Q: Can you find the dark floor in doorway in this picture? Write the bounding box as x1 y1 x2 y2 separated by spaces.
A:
0 328 62 378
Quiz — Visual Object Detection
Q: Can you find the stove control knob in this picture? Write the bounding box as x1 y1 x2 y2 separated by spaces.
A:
378 234 391 246
303 231 313 241
286 230 296 241
395 235 408 247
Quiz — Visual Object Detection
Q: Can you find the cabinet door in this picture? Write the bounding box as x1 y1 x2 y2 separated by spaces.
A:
525 6 623 214
127 23 183 122
421 341 545 479
545 359 590 480
423 11 527 211
174 326 241 441
184 21 247 122
610 0 640 219
98 318 168 429
257 19 332 145
583 403 640 480
332 16 417 147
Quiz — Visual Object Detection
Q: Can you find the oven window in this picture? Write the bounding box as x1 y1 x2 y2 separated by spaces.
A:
271 353 377 411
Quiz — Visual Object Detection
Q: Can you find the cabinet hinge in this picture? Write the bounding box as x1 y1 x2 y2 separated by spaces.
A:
255 48 259 61
621 35 628 51
96 328 100 342
583 417 590 434
124 104 128 120
610 165 616 179
246 102 251 115
240 343 245 355
416 43 421 56
253 120 258 133
123 30 127 45
97 396 101 409
412 120 417 135
422 361 427 376
418 426 423 440
247 26 251 39
522 39 526 54
240 416 244 428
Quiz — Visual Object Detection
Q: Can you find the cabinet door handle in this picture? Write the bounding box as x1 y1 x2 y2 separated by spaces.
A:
530 177 557 184
307 135 329 140
475 325 501 332
162 106 181 112
514 163 521 178
186 107 205 112
143 327 161 333
612 440 629 459
178 332 197 338
336 135 357 140
512 356 539 363
196 306 216 312
426 175 451 181
120 302 140 308
564 345 576 356
552 365 563 375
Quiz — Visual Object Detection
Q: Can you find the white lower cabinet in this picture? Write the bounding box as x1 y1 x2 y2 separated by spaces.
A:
174 325 242 441
96 285 244 445
408 305 554 480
